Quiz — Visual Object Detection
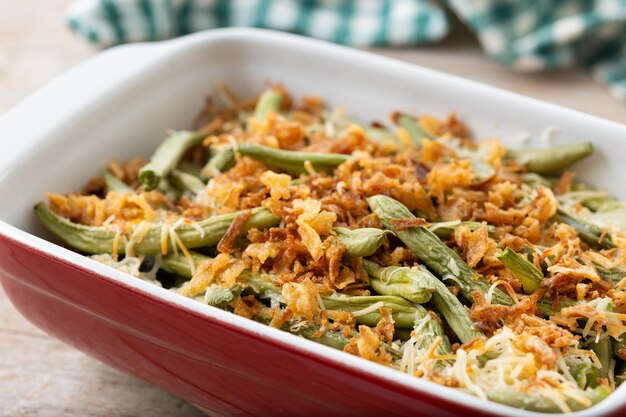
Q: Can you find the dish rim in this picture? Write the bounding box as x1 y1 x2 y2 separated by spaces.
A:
0 27 624 417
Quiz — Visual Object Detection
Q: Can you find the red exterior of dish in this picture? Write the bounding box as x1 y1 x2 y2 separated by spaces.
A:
0 233 619 417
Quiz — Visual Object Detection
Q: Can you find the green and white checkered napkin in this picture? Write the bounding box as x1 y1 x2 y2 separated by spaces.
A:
67 0 626 101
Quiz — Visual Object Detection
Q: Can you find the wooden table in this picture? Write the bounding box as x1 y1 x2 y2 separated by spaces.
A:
1 1 625 416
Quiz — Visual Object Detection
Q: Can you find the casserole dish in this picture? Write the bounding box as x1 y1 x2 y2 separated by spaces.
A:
0 28 625 416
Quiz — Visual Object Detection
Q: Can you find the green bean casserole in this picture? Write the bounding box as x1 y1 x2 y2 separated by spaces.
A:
36 86 626 413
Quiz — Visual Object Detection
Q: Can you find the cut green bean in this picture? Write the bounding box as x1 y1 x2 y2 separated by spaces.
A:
156 177 181 201
243 271 424 329
420 314 454 358
554 208 615 249
321 293 425 328
254 89 282 120
203 284 243 308
367 195 513 306
139 131 206 191
363 258 482 343
428 220 495 240
170 169 206 195
587 337 612 379
176 160 204 179
565 356 599 389
35 203 280 255
583 198 623 213
497 247 544 294
162 251 210 277
103 170 133 193
535 298 577 317
404 311 454 369
282 320 351 350
255 313 403 358
506 142 593 175
612 334 626 361
416 266 485 343
332 227 392 258
363 260 434 304
484 385 610 413
161 252 284 303
201 146 235 179
236 143 350 175
594 264 626 282
242 272 284 300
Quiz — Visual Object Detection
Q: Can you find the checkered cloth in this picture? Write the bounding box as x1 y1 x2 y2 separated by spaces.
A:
67 0 626 102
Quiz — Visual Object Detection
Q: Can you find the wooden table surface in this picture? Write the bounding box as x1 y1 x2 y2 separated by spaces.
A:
1 1 625 416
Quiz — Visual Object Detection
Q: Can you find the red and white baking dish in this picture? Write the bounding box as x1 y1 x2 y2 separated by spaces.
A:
0 28 625 417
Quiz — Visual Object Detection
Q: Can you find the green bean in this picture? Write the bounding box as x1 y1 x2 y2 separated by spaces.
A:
332 227 392 258
274 318 352 350
416 266 485 343
565 356 599 389
419 313 454 358
242 271 284 300
367 195 514 306
428 220 495 240
404 311 454 369
156 177 181 201
321 293 425 328
497 247 543 294
362 260 434 304
103 170 133 193
244 273 421 333
559 180 624 212
35 203 280 255
253 88 282 120
203 284 243 308
162 255 421 330
535 298 577 317
169 169 205 195
612 334 626 361
264 317 401 359
162 252 284 303
484 385 610 413
162 251 210 277
582 198 623 213
243 309 354 350
236 143 350 175
176 160 204 179
506 142 593 175
521 172 555 188
554 208 615 249
194 271 396 354
201 146 235 179
587 337 612 379
392 112 431 146
594 264 626 282
363 258 480 347
139 131 206 191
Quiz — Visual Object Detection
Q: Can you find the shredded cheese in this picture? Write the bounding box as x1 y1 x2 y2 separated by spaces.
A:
442 274 464 289
447 258 460 276
486 280 519 305
351 301 385 318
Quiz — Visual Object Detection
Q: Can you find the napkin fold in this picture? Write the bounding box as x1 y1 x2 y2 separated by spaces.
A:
67 0 626 101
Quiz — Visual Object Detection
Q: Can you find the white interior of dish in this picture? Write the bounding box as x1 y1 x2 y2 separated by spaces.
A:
0 28 625 417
